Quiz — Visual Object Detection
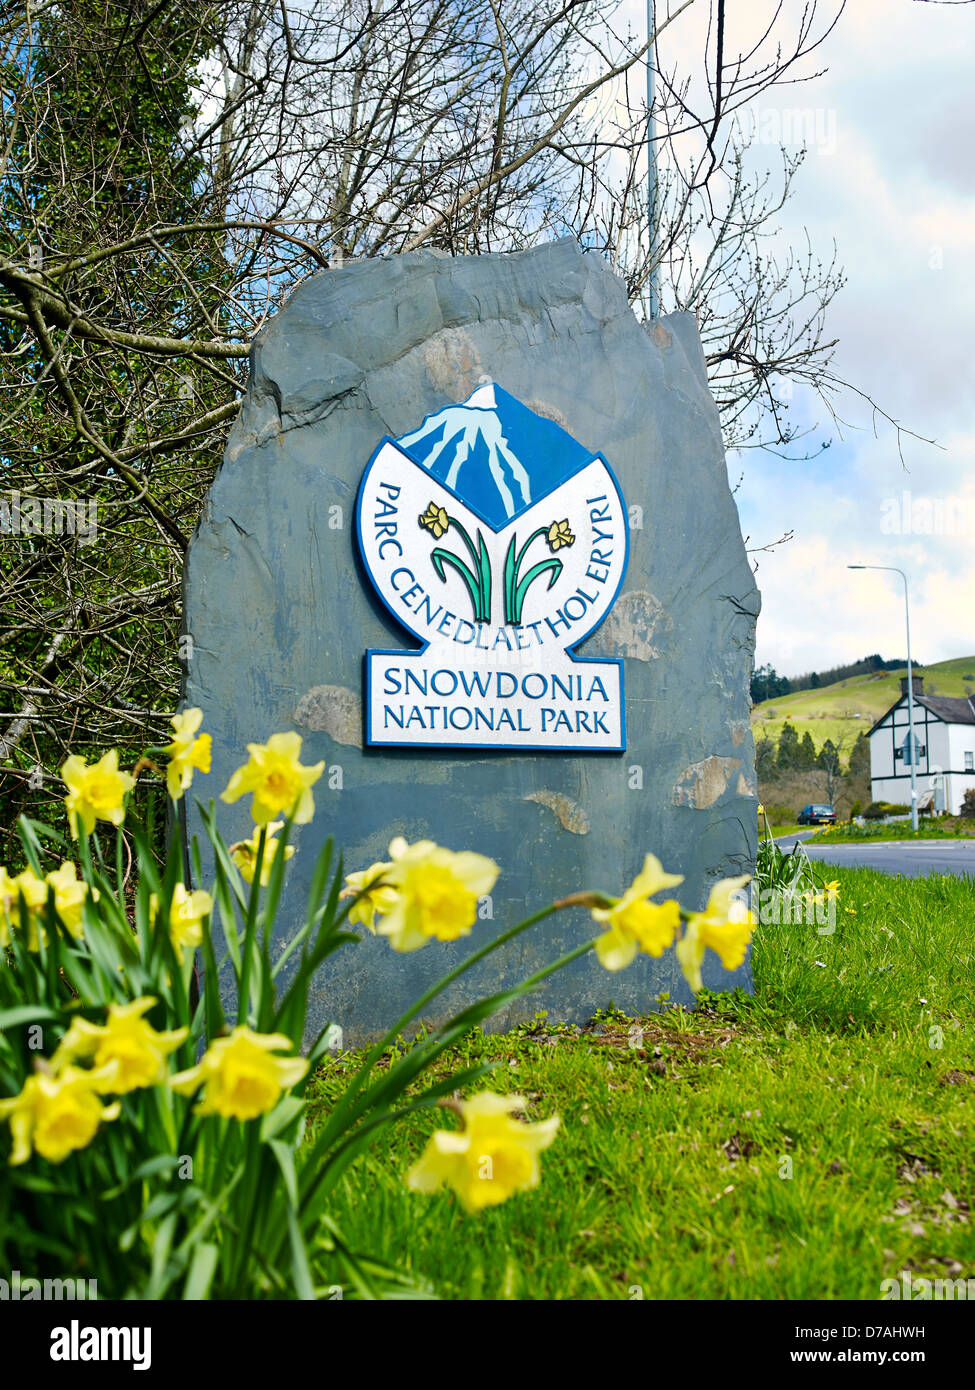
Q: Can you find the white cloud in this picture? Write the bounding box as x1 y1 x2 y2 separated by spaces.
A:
712 0 975 673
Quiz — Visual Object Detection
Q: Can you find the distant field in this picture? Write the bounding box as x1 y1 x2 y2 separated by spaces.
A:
751 656 975 762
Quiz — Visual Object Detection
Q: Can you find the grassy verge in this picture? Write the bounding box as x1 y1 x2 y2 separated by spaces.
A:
769 823 803 839
305 865 975 1299
811 820 975 845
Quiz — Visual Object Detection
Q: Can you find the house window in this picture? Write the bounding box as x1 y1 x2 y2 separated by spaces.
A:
966 751 974 772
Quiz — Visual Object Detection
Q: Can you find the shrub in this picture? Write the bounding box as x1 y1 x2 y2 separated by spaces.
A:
961 787 975 819
864 801 909 820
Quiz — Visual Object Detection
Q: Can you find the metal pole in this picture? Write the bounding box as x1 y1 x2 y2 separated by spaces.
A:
647 0 658 320
848 564 918 831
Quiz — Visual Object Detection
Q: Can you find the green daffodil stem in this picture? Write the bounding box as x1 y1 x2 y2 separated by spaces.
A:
293 935 598 1231
237 825 267 1026
305 895 589 1174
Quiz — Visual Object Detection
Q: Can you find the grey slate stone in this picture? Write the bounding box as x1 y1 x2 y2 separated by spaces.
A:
183 237 761 1044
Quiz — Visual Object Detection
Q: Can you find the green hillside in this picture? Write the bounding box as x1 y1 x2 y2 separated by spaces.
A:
751 655 975 758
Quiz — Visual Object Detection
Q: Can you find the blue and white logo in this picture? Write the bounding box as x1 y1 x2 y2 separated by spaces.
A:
355 383 629 751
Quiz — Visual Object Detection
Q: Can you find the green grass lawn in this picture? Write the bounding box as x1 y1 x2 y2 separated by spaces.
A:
304 865 975 1300
769 822 803 839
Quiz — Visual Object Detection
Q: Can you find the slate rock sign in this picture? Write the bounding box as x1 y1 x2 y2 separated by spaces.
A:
184 237 760 1043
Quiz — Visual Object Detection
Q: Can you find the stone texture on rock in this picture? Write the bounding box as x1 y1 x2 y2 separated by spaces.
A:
183 238 760 1043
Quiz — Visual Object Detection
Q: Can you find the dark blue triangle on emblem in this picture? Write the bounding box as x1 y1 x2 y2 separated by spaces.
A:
394 382 597 530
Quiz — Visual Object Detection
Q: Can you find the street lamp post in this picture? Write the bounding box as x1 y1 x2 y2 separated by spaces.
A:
647 0 658 320
848 565 918 831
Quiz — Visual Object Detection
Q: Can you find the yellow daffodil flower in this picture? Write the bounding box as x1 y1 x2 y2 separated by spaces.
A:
591 854 683 971
229 822 294 886
0 1067 120 1165
374 837 498 952
52 998 187 1094
676 874 754 993
221 732 324 826
167 883 213 960
340 860 399 931
418 502 450 538
406 1091 560 1213
169 1026 308 1121
150 884 212 960
61 749 136 839
0 867 14 948
757 803 765 815
164 708 212 801
45 862 92 940
1 863 96 950
0 866 46 949
546 519 574 551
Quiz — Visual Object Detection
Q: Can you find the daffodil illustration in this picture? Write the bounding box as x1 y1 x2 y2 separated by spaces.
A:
546 519 574 552
419 502 450 539
419 502 491 623
502 516 575 625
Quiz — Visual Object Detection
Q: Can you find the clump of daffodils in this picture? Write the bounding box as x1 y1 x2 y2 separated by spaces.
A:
0 861 95 951
3 703 761 1247
0 996 188 1164
0 1067 122 1166
0 1005 307 1163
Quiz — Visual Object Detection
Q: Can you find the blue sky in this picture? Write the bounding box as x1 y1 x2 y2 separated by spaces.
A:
645 0 975 677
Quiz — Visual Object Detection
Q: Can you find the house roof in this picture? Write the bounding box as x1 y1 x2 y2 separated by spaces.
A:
918 695 975 725
869 692 975 737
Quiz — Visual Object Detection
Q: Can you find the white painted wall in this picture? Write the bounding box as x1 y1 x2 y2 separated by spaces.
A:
869 697 975 814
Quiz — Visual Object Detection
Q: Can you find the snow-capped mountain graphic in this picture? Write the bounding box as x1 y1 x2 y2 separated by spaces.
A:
394 383 596 530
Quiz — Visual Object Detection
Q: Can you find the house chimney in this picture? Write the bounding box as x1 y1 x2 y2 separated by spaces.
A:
900 675 923 697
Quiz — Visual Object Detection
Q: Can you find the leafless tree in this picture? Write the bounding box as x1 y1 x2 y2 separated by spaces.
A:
2 0 885 842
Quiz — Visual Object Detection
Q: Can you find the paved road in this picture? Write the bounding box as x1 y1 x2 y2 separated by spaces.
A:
774 831 975 880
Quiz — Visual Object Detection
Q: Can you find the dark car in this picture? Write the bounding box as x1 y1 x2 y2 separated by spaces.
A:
797 803 837 826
